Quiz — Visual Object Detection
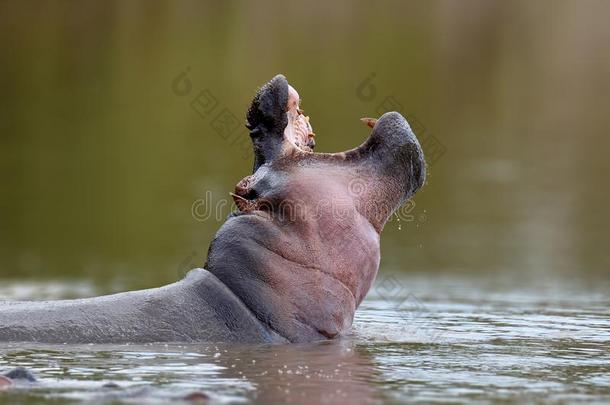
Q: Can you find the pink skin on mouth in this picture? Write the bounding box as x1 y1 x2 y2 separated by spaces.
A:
284 85 315 152
233 84 318 214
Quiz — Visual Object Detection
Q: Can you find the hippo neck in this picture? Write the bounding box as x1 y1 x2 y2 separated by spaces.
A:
204 213 381 343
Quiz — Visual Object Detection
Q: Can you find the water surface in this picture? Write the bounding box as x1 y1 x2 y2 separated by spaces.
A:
1 275 608 403
1 1 610 403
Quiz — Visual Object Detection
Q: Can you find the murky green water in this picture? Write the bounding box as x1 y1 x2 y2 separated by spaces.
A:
2 0 610 286
1 1 610 403
0 276 609 403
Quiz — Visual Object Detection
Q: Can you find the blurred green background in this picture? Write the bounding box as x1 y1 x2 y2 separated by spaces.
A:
1 0 609 291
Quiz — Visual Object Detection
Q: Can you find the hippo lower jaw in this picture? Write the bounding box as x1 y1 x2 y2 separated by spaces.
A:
234 109 425 233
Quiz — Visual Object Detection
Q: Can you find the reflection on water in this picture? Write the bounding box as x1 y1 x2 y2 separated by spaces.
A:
0 276 608 403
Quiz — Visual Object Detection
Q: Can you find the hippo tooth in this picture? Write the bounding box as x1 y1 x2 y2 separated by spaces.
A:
360 117 378 129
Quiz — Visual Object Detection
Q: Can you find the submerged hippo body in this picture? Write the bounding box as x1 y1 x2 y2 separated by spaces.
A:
0 269 286 343
0 75 425 344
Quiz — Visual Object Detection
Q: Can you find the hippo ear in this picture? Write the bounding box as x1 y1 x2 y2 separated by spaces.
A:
246 75 290 171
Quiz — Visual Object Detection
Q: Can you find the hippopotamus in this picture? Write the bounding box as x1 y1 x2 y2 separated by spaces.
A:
0 75 425 344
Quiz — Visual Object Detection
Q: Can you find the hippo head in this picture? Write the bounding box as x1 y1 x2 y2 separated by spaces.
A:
205 75 426 343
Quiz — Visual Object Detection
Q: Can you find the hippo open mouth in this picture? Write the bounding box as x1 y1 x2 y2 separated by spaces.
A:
232 76 425 223
284 84 316 151
210 74 426 342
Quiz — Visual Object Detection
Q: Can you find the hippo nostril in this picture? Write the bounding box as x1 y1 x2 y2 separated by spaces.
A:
245 189 258 200
235 184 258 201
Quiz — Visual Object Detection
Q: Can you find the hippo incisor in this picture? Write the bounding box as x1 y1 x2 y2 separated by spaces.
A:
0 75 425 344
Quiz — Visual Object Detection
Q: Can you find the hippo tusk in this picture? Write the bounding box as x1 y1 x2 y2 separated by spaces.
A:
360 117 378 129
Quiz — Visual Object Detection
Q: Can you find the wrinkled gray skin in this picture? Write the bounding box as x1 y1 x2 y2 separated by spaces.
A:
0 270 285 343
0 75 425 344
